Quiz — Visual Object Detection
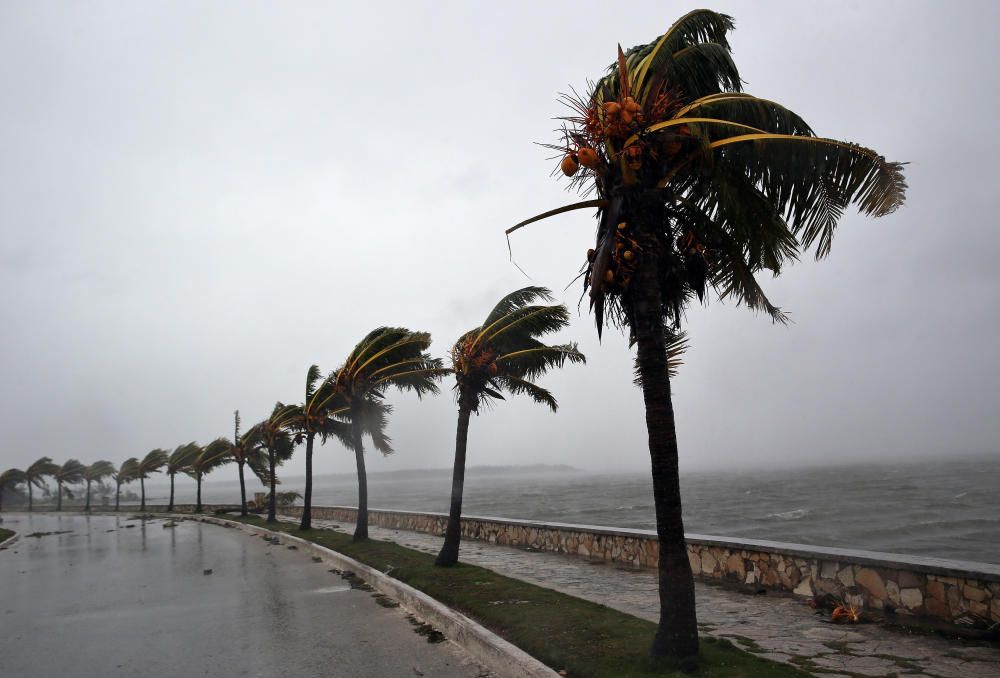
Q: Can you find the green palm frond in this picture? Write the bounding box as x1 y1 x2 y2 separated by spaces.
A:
191 441 232 476
136 449 168 478
83 460 116 483
113 458 139 484
167 442 200 474
25 457 59 488
452 287 584 412
492 375 558 412
54 459 87 484
708 134 906 257
0 468 26 489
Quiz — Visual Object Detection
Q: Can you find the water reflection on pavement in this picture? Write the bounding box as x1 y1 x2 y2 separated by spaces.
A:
0 513 490 678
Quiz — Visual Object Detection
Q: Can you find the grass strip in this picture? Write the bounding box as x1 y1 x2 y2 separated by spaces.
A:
0 528 13 542
232 515 807 677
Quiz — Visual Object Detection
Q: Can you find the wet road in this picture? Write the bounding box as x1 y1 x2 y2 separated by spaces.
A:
0 513 489 678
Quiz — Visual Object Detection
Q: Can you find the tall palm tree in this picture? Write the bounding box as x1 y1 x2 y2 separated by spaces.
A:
24 457 58 512
284 366 351 530
83 461 115 512
332 327 445 541
206 411 270 516
166 443 198 512
112 458 139 511
54 459 87 511
136 449 168 511
508 11 906 659
244 404 296 523
435 287 585 566
0 469 26 512
187 442 232 513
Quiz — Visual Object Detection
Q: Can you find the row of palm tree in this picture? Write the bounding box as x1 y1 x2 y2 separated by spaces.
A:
0 9 907 664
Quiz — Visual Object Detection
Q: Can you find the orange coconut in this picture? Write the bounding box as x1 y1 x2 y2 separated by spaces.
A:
561 154 579 177
577 147 599 168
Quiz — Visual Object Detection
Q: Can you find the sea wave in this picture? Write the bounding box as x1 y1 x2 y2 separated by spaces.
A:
766 508 810 521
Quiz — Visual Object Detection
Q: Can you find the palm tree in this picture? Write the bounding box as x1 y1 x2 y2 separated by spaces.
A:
112 458 139 511
54 459 87 511
0 469 26 512
508 11 906 659
24 457 58 512
210 411 276 517
284 366 351 530
165 443 198 512
332 327 445 541
244 404 296 523
136 449 168 511
187 442 232 513
82 461 115 512
435 287 585 566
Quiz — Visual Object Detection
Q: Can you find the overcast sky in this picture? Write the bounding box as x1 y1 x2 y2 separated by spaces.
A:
1 1 998 483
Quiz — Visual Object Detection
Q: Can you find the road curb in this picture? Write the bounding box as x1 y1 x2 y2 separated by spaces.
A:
185 515 559 678
0 530 18 550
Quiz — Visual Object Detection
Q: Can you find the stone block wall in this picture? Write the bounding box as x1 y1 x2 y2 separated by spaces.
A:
278 504 1000 628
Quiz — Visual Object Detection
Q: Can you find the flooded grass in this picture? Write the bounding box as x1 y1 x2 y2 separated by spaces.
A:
234 515 809 677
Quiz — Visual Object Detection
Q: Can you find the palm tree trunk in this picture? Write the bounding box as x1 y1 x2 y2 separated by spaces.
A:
350 416 369 541
300 433 315 530
266 448 277 523
140 477 146 511
115 482 121 511
57 480 63 511
85 480 92 511
28 483 33 512
168 473 175 512
632 235 699 659
196 474 203 513
238 460 247 517
436 401 473 566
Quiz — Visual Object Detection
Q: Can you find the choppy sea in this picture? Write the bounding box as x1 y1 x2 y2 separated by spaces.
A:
168 456 1000 565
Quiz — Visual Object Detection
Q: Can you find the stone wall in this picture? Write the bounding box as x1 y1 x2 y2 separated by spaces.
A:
279 505 1000 628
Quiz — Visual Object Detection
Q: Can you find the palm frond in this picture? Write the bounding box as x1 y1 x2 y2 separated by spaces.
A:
496 343 586 381
709 134 907 257
505 199 607 236
481 286 554 328
137 449 169 477
83 460 116 483
493 376 559 412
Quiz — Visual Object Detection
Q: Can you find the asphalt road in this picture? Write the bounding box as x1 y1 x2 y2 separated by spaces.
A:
0 513 490 677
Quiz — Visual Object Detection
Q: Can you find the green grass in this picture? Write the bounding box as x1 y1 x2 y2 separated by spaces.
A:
0 527 14 543
232 515 807 677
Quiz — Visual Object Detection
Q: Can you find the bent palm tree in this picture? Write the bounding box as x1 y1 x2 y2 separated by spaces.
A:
188 442 232 513
244 404 296 523
166 443 198 512
204 411 266 517
136 449 168 511
112 458 139 511
0 469 26 512
83 461 115 512
284 366 350 530
24 457 58 512
508 11 906 659
54 459 87 511
332 327 445 540
436 287 585 566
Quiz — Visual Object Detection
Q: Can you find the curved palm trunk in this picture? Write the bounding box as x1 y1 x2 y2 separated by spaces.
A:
238 460 247 517
115 482 121 511
351 416 368 541
140 477 146 511
300 433 315 530
28 483 34 512
266 448 277 523
168 473 175 512
632 234 699 659
436 402 473 566
57 480 63 511
85 480 92 512
196 474 203 513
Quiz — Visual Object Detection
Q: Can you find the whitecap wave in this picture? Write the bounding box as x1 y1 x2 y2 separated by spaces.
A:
766 508 810 520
